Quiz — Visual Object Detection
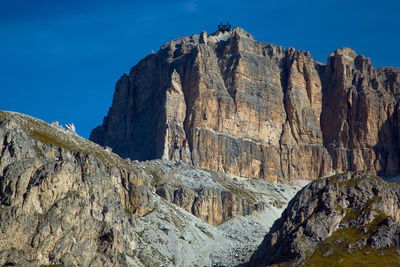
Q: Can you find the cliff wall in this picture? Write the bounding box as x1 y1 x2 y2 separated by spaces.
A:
90 28 400 181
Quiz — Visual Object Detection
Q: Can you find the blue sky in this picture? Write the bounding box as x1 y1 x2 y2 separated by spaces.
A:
1 0 399 138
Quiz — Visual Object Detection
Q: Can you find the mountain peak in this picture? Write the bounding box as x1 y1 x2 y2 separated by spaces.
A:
90 28 400 182
208 26 254 40
333 47 357 57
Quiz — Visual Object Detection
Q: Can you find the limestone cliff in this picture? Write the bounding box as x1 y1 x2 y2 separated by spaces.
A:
0 111 304 266
0 111 153 265
321 48 400 177
90 27 400 181
249 172 400 266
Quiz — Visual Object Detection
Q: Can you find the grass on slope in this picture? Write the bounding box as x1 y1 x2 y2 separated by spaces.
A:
304 173 400 266
305 211 400 266
0 111 136 171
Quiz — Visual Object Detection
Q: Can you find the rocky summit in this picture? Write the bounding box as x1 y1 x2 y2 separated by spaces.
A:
249 171 400 266
3 27 400 267
90 27 400 182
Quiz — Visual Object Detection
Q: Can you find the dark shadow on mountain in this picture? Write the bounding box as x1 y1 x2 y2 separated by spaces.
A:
374 102 400 178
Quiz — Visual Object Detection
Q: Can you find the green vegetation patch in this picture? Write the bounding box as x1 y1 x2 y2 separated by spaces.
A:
334 201 345 212
328 173 362 187
340 197 383 225
65 190 80 200
33 145 46 158
125 250 137 259
0 205 9 211
340 209 362 224
124 207 133 216
0 111 139 172
306 212 399 266
307 244 400 266
30 129 68 150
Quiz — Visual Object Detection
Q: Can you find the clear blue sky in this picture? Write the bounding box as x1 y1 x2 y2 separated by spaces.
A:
1 0 399 138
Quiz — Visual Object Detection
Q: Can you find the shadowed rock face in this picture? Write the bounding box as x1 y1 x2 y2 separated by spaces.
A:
90 27 400 181
249 172 400 266
321 49 400 177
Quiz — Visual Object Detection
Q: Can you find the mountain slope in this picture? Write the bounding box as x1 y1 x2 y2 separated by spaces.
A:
0 111 305 266
90 27 400 182
249 171 400 266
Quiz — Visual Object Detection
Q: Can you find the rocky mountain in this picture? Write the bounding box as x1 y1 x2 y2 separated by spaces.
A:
90 27 400 182
249 171 400 266
3 27 400 266
0 111 305 266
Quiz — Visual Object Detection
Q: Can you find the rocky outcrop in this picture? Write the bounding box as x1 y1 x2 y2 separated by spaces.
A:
0 111 306 266
321 49 400 177
142 160 267 226
0 111 154 265
156 184 262 226
90 27 400 181
249 172 400 266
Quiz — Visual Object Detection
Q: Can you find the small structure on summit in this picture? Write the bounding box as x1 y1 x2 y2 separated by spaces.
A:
217 22 232 33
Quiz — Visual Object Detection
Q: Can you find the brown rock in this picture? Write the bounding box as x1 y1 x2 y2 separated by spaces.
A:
199 31 208 44
321 48 400 177
149 161 266 226
90 28 400 181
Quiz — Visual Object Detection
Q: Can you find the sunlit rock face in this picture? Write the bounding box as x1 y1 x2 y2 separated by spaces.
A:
0 111 306 266
90 28 400 181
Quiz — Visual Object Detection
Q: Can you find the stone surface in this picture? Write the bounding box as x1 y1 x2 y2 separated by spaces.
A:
90 27 400 182
321 49 400 177
64 123 76 134
0 111 305 266
139 159 268 226
248 171 400 266
0 111 153 266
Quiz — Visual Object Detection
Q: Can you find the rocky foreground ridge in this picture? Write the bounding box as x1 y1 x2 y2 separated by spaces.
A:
2 111 400 266
249 171 400 266
0 111 305 266
90 27 400 182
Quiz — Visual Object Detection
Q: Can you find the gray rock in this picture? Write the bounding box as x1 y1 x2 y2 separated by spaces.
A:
249 172 400 266
64 123 76 134
0 111 306 266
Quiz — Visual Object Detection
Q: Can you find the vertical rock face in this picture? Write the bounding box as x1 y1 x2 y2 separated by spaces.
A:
90 28 400 181
321 48 400 177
